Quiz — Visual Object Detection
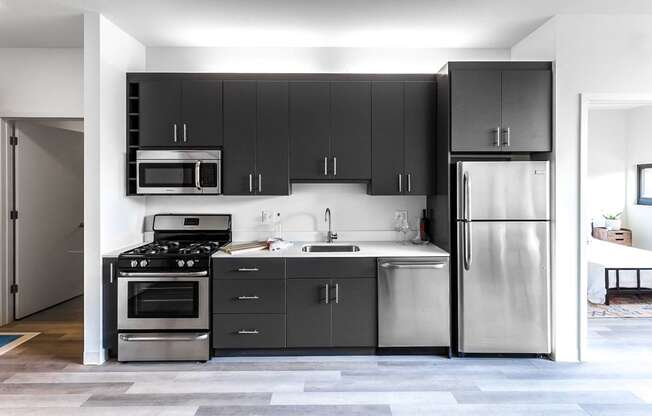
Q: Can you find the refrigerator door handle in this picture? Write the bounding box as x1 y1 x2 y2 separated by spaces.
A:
464 222 472 270
463 171 471 221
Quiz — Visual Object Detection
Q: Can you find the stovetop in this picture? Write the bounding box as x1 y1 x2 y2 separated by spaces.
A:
122 240 224 257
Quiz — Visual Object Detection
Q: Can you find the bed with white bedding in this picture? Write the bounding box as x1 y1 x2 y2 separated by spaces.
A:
588 237 652 304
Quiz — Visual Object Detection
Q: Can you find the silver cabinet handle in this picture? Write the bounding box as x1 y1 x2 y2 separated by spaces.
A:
173 124 178 142
109 262 114 284
322 283 329 304
407 173 412 193
237 330 259 335
398 173 402 193
249 173 253 193
333 157 337 176
120 334 208 342
380 262 446 269
236 295 260 300
195 161 201 190
334 283 339 304
493 126 501 147
324 157 328 176
236 267 260 272
258 173 262 193
183 123 188 142
502 126 511 147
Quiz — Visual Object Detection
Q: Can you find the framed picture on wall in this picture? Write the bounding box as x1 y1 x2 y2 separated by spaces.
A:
637 164 652 205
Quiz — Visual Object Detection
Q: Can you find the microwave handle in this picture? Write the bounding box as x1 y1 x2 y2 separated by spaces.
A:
195 161 201 190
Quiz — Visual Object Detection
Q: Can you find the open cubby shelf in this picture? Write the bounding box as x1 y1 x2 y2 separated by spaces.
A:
126 81 140 195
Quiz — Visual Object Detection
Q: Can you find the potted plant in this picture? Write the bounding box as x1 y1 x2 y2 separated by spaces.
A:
603 212 623 231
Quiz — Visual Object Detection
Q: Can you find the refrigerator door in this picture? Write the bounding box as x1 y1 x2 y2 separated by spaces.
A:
456 161 550 221
457 220 550 354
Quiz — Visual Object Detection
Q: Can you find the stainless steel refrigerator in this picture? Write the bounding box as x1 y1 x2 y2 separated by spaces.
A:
456 161 551 354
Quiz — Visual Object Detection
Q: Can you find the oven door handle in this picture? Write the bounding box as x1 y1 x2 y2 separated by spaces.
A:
195 161 202 191
118 271 208 277
119 334 208 342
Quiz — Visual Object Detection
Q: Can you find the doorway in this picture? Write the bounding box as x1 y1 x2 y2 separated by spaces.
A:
1 118 83 325
580 94 652 361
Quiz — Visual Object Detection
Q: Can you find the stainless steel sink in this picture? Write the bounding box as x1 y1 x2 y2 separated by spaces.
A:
301 244 360 253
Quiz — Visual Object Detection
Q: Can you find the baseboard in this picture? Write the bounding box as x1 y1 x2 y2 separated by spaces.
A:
83 347 106 365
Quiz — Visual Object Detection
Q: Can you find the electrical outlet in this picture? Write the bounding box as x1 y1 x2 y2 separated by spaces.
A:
394 210 408 223
261 210 273 224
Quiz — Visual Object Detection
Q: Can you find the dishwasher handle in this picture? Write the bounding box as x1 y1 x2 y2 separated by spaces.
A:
380 262 446 269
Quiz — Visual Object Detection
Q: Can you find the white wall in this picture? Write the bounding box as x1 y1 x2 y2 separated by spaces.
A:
0 48 82 118
625 106 652 250
587 109 628 226
146 47 509 73
512 14 652 361
84 12 146 365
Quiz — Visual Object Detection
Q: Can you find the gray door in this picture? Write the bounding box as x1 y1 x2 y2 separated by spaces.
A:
286 279 331 347
456 161 550 221
223 81 257 195
450 70 502 152
331 278 376 347
139 79 181 147
501 70 552 152
404 81 434 195
371 82 404 195
181 80 223 147
257 81 290 195
457 221 550 354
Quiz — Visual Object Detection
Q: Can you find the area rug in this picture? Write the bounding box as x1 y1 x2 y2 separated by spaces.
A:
0 332 39 356
589 295 652 318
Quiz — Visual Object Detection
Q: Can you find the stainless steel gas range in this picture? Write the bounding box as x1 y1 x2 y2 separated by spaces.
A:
116 214 231 362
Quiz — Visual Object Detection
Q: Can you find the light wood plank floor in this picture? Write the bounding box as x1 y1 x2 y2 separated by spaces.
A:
1 297 652 415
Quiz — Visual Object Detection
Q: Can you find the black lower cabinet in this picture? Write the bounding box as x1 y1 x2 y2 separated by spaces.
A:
331 278 376 347
102 258 118 357
286 279 332 347
213 315 285 349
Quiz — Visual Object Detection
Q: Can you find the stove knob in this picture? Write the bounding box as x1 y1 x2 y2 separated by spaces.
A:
177 259 185 268
186 260 195 268
130 260 138 268
139 259 148 268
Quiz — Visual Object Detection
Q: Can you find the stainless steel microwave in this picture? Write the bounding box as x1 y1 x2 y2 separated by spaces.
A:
136 150 221 195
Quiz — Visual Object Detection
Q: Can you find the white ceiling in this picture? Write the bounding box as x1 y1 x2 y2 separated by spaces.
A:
2 0 652 48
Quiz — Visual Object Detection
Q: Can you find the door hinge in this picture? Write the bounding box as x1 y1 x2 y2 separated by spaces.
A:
9 136 17 146
10 210 18 220
10 284 18 294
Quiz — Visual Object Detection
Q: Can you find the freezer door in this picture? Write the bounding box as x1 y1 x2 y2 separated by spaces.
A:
456 161 550 221
457 221 550 354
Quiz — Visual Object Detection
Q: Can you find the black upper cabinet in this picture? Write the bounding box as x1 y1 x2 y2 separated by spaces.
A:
448 63 552 153
181 80 223 147
371 81 434 195
139 77 222 148
330 82 371 180
139 79 182 147
290 82 331 180
223 80 289 195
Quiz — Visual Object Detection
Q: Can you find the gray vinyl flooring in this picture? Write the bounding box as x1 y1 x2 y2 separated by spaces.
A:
1 297 652 415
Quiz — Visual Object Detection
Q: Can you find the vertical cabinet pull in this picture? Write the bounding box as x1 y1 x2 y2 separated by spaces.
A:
322 284 329 304
398 173 402 193
173 124 178 142
333 283 339 304
258 174 262 193
407 173 412 193
109 262 114 284
183 123 188 142
493 126 501 147
249 174 253 193
333 157 337 176
324 157 328 176
502 127 511 147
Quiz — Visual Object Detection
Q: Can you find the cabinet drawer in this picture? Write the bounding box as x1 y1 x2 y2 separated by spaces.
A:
213 258 285 279
213 314 285 349
287 258 376 279
213 279 285 314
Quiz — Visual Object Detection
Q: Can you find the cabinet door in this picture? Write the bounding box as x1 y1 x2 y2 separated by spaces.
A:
223 81 257 195
289 82 331 180
331 278 377 347
139 79 181 147
371 82 404 194
501 70 552 152
181 80 223 147
102 258 118 357
257 81 290 195
331 82 371 180
450 70 502 152
286 279 331 347
404 81 434 195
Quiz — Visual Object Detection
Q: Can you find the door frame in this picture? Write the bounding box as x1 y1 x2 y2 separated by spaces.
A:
578 93 652 361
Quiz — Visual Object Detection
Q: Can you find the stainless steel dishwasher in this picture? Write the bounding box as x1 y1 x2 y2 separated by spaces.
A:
378 257 450 349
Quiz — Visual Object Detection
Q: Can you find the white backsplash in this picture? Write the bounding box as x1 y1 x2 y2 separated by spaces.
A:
144 183 426 242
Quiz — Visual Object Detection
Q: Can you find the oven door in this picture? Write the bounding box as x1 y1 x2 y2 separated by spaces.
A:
136 160 220 194
118 274 209 330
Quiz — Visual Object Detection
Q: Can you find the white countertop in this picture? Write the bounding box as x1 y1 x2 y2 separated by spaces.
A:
212 241 449 258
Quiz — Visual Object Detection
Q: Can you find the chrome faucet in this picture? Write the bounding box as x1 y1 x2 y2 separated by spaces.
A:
324 208 338 243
